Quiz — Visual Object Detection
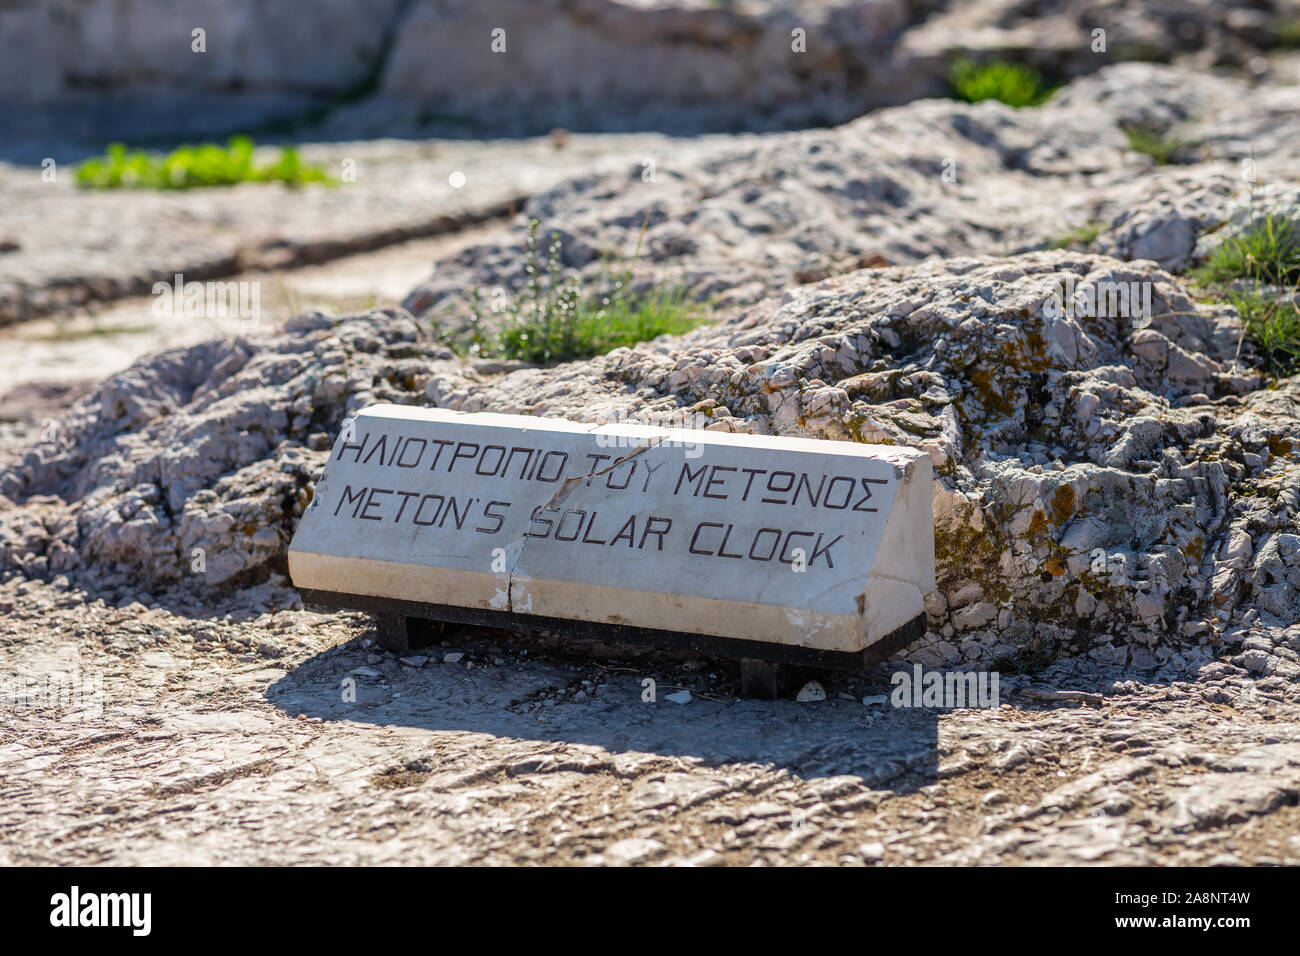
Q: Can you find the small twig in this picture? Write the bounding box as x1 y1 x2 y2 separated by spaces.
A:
591 663 640 675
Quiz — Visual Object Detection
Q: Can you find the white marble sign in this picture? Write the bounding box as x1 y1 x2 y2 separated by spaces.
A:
289 405 935 655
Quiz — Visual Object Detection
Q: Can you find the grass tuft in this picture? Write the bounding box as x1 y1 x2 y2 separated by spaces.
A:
1195 212 1300 286
950 59 1054 108
1194 211 1300 376
442 219 706 365
75 136 334 189
1049 221 1103 250
1121 124 1184 166
1226 288 1300 374
1278 17 1300 49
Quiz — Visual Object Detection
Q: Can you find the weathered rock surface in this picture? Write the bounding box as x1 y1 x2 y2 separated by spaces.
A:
3 63 1299 675
418 252 1300 673
4 248 1297 673
0 134 744 325
5 0 1298 154
901 0 1300 76
3 45 1300 869
405 63 1300 330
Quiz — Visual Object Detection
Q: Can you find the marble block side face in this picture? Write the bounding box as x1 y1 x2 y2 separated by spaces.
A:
289 404 935 653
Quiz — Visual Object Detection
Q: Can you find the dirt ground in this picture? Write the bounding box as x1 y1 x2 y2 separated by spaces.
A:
2 131 1298 867
2 568 1298 866
0 224 507 395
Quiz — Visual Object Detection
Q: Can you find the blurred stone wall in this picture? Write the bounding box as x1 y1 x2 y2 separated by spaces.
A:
1 0 1296 155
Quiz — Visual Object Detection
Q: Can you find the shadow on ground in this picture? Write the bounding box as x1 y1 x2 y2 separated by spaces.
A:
268 618 945 791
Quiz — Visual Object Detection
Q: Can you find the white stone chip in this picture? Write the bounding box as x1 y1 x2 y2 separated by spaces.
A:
796 680 827 702
858 842 885 862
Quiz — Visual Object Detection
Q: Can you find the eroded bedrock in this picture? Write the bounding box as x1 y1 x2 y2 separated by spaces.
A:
3 248 1295 672
4 59 1299 673
402 63 1300 331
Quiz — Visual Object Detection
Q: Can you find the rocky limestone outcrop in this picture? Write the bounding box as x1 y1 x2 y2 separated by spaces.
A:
2 250 1296 673
403 63 1300 335
2 62 1297 675
421 252 1298 673
901 0 1300 76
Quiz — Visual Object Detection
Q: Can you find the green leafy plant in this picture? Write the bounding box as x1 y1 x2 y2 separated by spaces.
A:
75 136 334 189
1196 212 1300 286
1194 211 1300 376
1121 124 1185 166
1049 221 1103 250
445 219 706 365
1277 17 1300 49
950 59 1054 108
1226 288 1300 374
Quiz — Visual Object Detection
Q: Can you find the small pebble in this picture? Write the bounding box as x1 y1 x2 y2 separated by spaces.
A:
796 681 826 703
